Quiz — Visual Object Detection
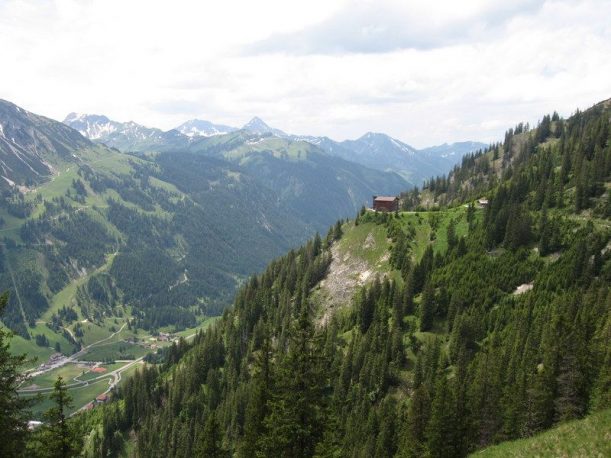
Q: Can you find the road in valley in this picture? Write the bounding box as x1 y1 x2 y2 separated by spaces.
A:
26 322 128 378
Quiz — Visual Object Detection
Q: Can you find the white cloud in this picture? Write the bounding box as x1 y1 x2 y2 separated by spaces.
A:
0 0 609 147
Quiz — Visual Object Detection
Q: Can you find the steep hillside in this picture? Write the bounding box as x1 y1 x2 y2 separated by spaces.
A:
0 100 91 189
404 97 611 212
74 98 610 458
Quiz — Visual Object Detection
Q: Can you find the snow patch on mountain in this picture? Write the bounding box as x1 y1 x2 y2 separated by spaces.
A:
63 113 120 140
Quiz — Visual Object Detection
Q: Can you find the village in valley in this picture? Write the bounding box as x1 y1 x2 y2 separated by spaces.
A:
18 319 215 424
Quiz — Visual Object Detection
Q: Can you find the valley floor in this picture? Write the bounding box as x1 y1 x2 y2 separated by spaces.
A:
15 317 218 419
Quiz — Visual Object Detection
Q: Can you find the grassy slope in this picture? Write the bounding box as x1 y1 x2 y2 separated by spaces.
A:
337 205 476 268
230 137 312 162
337 220 392 268
472 409 611 458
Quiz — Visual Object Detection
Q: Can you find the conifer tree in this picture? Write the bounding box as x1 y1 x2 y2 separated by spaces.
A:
195 415 224 457
419 281 435 332
0 292 34 457
241 334 271 457
260 301 326 457
32 376 79 458
426 368 455 457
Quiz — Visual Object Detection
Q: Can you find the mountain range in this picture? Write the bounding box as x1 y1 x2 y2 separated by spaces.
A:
63 113 486 184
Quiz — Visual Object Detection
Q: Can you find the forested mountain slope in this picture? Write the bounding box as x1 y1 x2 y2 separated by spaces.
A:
402 97 611 215
75 98 610 457
183 131 410 228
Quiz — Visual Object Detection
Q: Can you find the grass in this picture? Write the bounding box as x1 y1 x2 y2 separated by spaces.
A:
23 377 113 419
116 361 145 388
29 167 81 217
0 207 26 241
43 251 118 323
26 363 85 388
76 362 128 381
228 137 312 162
472 409 611 457
21 359 142 418
5 328 54 368
396 205 478 260
76 316 131 348
79 341 151 362
338 221 391 268
172 316 221 338
9 322 74 362
10 312 215 371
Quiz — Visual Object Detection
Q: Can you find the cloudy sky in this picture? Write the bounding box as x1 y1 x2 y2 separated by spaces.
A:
1 0 610 147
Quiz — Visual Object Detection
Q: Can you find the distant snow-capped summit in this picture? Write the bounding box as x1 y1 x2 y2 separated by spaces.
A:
175 119 237 137
63 113 121 140
63 113 189 152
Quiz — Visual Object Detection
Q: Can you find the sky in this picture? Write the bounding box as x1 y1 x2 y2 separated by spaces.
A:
0 0 610 148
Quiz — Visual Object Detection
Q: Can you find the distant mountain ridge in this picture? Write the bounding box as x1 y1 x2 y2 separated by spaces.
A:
61 110 413 230
301 133 487 183
63 113 121 140
64 113 486 185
